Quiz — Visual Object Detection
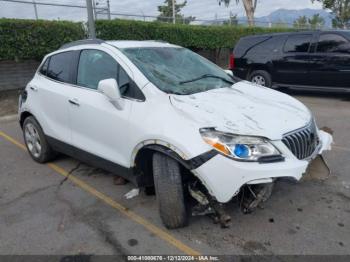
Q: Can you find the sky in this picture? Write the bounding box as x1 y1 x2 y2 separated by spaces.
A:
0 0 323 22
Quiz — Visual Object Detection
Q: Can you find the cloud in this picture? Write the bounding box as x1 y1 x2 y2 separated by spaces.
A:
0 0 323 21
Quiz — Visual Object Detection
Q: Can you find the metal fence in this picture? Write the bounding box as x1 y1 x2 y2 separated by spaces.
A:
0 0 331 29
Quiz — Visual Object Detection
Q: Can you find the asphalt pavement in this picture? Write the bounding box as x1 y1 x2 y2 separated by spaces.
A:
0 90 349 256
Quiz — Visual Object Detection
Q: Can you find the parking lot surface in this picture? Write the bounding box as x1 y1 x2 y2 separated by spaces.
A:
0 91 350 255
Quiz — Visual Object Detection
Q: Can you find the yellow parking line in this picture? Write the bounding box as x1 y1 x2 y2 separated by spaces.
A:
0 130 200 256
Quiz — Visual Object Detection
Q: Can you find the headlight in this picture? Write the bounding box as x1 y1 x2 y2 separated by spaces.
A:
200 128 281 162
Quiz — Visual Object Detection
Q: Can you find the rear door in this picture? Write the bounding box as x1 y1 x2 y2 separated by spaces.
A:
309 33 350 87
33 51 77 143
273 34 313 85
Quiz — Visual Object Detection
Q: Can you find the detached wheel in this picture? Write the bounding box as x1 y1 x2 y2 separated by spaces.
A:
152 152 188 229
23 116 56 163
249 70 272 88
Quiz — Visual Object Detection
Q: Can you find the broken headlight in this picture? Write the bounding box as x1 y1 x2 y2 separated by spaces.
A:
200 128 281 162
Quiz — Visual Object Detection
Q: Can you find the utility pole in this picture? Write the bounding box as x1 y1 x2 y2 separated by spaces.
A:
172 0 175 24
86 0 96 39
92 0 97 20
107 0 111 20
32 0 38 20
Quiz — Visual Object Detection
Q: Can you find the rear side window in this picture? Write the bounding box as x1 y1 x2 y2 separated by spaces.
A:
77 49 118 90
47 52 73 83
39 58 49 76
316 34 350 53
234 36 270 57
284 35 311 53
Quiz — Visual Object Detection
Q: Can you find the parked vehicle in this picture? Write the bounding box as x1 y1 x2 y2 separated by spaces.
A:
19 39 332 229
230 30 350 91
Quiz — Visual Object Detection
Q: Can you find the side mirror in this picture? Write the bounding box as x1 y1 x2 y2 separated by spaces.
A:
224 69 234 77
98 78 124 110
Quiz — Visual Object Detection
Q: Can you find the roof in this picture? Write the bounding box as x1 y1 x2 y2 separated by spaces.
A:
59 39 179 50
240 29 350 39
106 40 178 49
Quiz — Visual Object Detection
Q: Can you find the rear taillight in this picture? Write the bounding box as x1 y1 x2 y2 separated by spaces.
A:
229 53 235 70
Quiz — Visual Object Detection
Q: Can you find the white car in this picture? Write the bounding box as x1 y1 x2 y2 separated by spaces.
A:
19 39 333 229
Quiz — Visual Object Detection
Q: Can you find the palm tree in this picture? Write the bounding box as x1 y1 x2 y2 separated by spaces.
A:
218 0 258 26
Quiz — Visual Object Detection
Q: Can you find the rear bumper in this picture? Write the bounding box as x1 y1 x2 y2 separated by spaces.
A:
193 130 333 203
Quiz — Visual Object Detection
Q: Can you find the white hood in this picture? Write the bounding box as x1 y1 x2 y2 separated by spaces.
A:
170 81 311 140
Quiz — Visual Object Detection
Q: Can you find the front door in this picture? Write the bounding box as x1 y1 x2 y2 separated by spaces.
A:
68 48 133 168
309 33 350 88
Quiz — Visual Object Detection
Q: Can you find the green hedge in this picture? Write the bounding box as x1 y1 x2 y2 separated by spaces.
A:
0 18 293 61
96 19 293 49
0 19 85 60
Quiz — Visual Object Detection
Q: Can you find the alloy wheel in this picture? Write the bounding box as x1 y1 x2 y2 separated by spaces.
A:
24 123 42 158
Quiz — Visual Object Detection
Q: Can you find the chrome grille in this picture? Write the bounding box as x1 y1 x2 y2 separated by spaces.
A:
282 121 319 160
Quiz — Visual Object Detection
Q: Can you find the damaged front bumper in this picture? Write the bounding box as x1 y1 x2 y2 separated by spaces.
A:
193 130 333 203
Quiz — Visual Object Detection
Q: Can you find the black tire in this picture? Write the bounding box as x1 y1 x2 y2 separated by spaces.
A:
23 116 56 163
249 70 272 88
152 152 188 229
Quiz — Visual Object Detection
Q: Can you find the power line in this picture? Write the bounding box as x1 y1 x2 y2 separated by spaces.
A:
0 0 104 10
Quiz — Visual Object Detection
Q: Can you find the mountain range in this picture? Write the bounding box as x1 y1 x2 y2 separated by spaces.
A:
254 8 333 27
203 8 333 28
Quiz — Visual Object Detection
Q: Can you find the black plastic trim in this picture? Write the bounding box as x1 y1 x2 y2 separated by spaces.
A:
142 145 218 170
46 136 143 186
258 155 285 164
60 39 105 50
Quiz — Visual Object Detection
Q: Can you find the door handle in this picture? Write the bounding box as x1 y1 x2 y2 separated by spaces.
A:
29 86 38 92
68 98 80 106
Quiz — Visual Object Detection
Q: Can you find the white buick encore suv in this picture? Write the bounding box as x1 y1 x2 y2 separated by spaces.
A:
19 39 333 228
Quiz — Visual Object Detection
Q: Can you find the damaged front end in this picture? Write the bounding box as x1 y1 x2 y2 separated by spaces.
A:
187 127 333 228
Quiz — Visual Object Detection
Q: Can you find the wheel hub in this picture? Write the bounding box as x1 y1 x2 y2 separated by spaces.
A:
251 75 266 86
24 123 42 158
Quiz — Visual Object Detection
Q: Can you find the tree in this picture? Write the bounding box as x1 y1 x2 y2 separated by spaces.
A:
308 13 325 28
218 0 258 26
312 0 350 28
293 16 309 28
157 0 195 24
222 12 239 25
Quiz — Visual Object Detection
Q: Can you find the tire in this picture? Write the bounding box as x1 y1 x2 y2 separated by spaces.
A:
152 152 188 229
23 116 56 163
249 70 272 88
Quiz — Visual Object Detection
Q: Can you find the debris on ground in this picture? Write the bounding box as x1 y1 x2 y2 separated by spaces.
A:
113 176 128 185
124 188 140 199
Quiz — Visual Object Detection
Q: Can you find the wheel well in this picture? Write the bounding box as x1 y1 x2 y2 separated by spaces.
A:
19 111 33 128
134 146 196 188
247 65 270 78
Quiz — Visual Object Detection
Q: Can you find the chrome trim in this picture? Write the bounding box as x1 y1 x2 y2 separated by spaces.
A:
282 120 319 160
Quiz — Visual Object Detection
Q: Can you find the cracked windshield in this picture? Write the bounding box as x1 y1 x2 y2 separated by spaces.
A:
122 47 234 95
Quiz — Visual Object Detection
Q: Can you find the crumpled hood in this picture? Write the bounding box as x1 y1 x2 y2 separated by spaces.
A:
170 81 311 140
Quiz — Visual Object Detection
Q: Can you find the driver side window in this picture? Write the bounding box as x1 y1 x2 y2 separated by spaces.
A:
77 49 118 90
76 49 144 101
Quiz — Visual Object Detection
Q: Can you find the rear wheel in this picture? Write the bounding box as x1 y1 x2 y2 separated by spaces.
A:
23 116 56 163
249 70 272 88
152 152 188 229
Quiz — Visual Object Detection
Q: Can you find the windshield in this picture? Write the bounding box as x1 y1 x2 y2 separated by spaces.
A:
121 47 234 95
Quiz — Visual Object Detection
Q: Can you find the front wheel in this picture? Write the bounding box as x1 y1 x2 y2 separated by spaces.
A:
152 152 188 229
249 70 272 88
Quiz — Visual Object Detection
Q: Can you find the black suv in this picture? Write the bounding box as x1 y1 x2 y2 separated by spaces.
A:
230 30 350 91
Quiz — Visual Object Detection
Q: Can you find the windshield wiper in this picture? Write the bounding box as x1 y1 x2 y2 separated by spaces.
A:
179 74 234 85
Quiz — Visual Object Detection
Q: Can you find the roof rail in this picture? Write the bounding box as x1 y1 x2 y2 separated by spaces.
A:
60 39 105 49
143 40 169 44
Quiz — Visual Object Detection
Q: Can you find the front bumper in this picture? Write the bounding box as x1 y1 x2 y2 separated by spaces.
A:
193 130 333 203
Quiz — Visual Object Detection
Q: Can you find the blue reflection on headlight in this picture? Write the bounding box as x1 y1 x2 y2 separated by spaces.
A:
234 144 250 158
